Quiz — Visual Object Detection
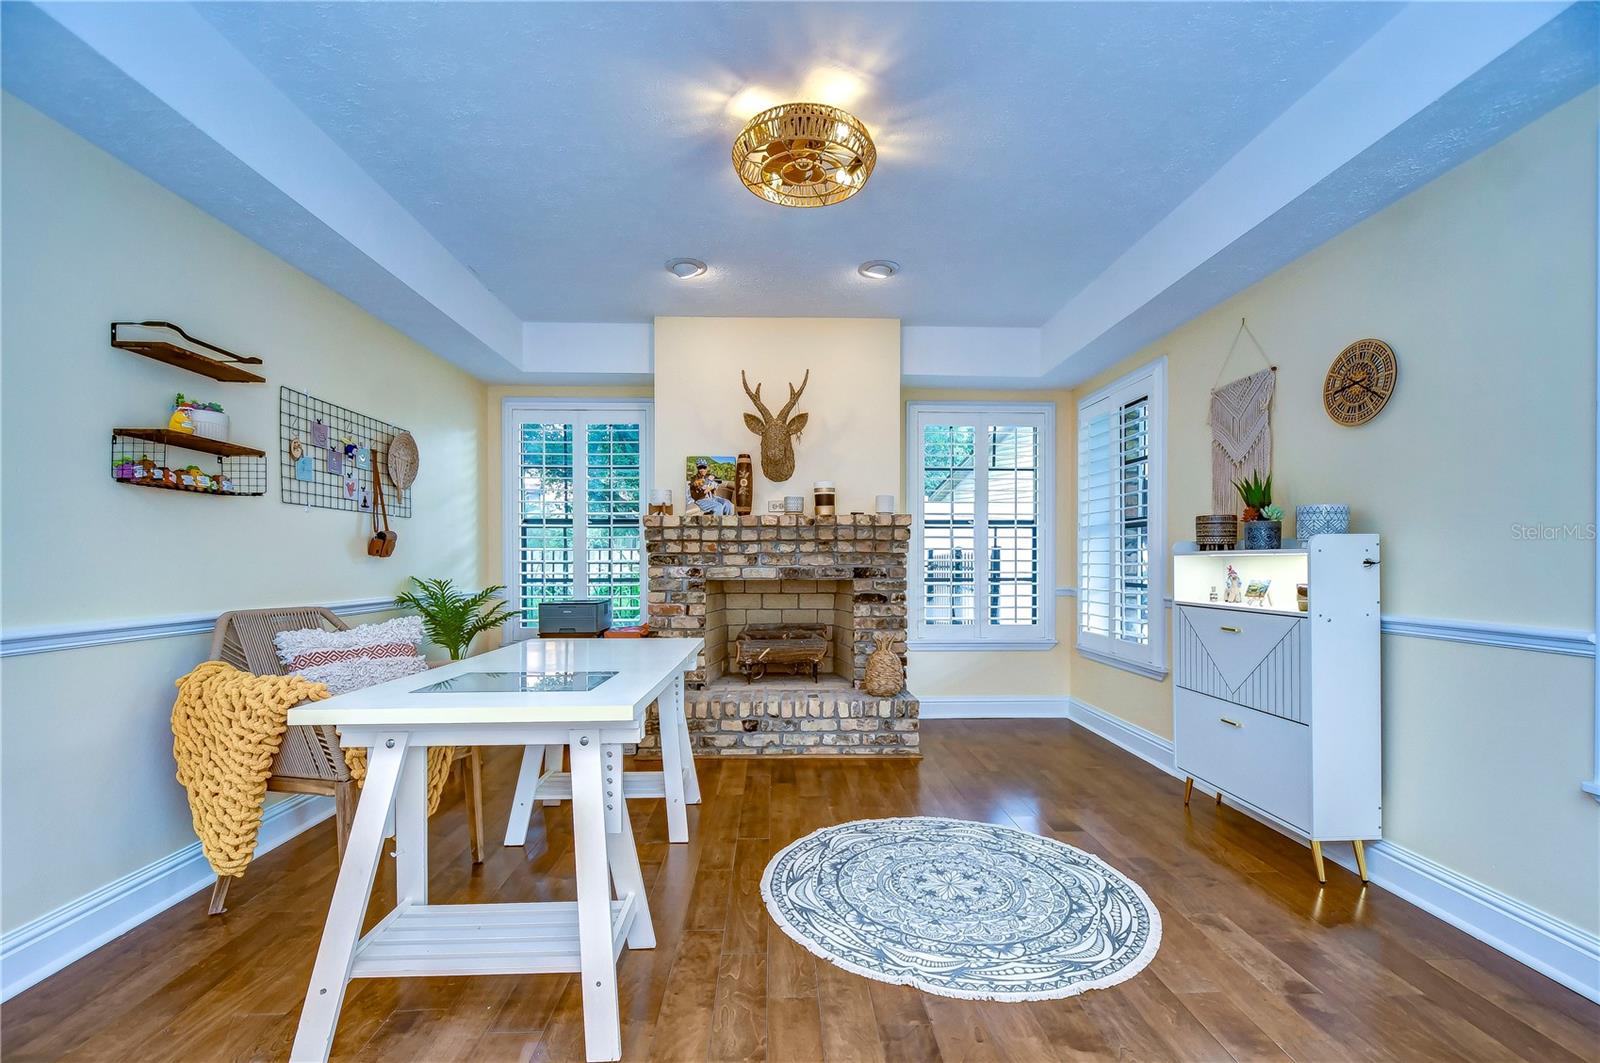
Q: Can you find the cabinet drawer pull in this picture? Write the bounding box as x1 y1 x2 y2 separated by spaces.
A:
1219 717 1242 728
1220 625 1242 633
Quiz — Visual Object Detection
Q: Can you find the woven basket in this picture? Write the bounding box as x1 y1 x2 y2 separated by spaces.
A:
1195 514 1238 551
863 633 905 697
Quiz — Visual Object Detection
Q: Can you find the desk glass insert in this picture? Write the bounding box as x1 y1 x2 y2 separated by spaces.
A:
415 671 618 694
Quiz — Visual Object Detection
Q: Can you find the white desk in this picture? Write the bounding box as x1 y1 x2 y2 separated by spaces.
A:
504 645 702 847
286 637 703 1063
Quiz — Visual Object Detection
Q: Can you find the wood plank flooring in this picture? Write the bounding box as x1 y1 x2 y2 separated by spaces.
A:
4 720 1596 1061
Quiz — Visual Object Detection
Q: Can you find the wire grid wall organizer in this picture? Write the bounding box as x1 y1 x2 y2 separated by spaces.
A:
278 386 413 517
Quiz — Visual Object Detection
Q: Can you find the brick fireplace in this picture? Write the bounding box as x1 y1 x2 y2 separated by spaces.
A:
642 513 919 756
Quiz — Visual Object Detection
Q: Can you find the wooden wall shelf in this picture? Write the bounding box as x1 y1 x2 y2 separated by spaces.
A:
114 477 264 498
111 322 266 384
113 428 265 458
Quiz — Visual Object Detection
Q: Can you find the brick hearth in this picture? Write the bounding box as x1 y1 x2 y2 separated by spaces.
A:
641 513 918 756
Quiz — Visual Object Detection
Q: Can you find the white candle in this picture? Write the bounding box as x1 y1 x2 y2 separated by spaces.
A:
876 494 895 513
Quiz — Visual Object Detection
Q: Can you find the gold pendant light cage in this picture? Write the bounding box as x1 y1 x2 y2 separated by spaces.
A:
732 102 877 208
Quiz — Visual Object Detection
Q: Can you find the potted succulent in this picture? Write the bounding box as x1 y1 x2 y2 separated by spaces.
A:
394 577 514 661
1234 471 1283 550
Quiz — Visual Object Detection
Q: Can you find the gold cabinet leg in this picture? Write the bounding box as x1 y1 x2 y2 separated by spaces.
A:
1183 777 1194 806
1353 840 1369 883
1311 840 1327 884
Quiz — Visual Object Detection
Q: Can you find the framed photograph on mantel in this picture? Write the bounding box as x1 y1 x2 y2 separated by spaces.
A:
685 455 737 515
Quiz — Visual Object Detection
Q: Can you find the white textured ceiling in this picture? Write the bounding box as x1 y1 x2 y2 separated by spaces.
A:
193 1 1398 326
4 2 1595 384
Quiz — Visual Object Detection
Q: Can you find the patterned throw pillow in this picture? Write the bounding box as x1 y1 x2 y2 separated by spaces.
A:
274 616 429 695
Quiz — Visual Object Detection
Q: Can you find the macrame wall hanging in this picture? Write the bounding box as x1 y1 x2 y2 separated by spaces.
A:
1209 319 1276 514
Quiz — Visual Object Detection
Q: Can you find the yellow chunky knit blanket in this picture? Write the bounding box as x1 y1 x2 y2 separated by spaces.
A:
342 746 455 816
172 661 330 878
172 661 453 879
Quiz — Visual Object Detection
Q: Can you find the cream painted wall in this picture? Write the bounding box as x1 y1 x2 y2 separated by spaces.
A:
653 317 901 515
1067 89 1598 931
0 96 486 931
901 389 1075 699
479 374 1075 702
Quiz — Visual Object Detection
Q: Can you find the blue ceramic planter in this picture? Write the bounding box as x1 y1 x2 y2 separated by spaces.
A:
1296 504 1350 540
1241 520 1282 550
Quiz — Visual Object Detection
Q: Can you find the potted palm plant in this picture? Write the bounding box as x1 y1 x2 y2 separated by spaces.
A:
394 577 514 661
1234 471 1283 550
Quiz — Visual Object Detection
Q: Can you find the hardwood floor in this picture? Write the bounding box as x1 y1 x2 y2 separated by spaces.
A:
4 720 1597 1062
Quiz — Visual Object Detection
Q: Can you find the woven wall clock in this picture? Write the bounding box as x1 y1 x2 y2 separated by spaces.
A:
1323 339 1397 426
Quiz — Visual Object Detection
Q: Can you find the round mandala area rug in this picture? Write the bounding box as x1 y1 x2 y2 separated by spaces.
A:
760 816 1161 1001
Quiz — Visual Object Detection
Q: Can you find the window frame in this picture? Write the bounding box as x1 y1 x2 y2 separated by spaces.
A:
501 397 654 642
1075 357 1168 679
906 401 1057 652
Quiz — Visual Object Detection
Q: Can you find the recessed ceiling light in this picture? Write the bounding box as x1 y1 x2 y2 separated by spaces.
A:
858 259 899 280
665 258 707 279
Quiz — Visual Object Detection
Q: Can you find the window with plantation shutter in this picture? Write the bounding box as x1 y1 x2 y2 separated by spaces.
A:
1077 359 1167 677
908 403 1055 650
503 400 653 640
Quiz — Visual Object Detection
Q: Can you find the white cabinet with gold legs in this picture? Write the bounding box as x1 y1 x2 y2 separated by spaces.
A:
1173 535 1381 885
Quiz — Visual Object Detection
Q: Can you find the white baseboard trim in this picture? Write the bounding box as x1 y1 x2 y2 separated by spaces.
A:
0 794 333 1001
1065 696 1600 1004
1320 836 1600 1003
918 695 1070 719
1066 697 1177 773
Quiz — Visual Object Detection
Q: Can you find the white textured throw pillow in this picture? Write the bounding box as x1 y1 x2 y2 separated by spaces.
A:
296 654 430 695
274 615 428 694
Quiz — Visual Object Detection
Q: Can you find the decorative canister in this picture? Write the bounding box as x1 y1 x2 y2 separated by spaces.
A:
734 454 754 515
876 494 896 514
1195 514 1239 550
648 489 673 516
784 495 804 513
1295 504 1350 540
813 481 836 517
1241 519 1283 550
187 407 230 441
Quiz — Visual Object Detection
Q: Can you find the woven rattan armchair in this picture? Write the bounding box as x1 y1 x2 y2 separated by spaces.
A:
205 607 484 915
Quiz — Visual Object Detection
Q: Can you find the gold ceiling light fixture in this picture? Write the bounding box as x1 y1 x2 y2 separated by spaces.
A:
732 101 876 208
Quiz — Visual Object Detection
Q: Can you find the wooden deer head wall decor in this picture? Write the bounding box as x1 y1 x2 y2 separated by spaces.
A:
741 368 810 482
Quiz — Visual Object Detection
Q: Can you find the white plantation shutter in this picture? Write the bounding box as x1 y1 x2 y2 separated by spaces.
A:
503 401 652 640
909 403 1055 648
1077 401 1117 639
1076 360 1167 676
